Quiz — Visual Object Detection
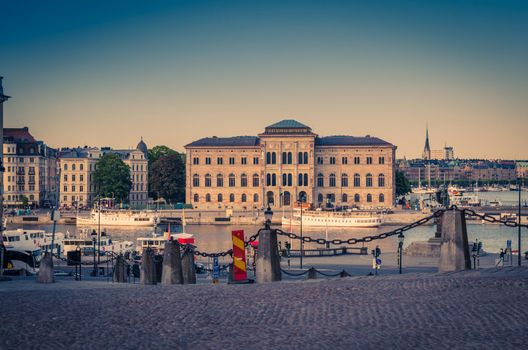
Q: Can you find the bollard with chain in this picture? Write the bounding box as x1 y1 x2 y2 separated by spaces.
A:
140 248 157 285
182 245 197 284
161 240 184 285
256 228 281 283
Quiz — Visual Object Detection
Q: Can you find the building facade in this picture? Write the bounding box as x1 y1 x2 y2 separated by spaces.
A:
185 120 396 210
59 140 149 208
3 127 58 207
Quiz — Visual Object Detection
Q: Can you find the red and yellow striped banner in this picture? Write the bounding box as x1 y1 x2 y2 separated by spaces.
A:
232 230 247 281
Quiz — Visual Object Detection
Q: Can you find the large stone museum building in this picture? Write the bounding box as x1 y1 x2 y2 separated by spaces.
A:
185 120 396 210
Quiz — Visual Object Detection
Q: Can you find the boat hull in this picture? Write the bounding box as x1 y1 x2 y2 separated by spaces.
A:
281 215 381 228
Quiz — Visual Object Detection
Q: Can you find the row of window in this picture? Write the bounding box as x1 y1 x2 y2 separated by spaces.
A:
6 185 36 192
193 193 259 203
5 194 36 201
317 156 385 165
191 173 386 188
193 156 260 165
317 193 385 203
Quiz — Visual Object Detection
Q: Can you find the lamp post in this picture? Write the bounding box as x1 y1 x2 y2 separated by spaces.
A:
397 233 405 274
264 205 273 230
97 196 101 265
298 193 305 269
0 77 10 278
518 177 523 266
91 229 97 276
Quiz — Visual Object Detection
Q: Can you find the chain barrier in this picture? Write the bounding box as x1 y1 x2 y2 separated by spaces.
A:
180 228 263 258
463 208 528 229
274 209 446 246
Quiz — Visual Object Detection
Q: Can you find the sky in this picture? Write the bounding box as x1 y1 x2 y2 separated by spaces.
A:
1 0 527 159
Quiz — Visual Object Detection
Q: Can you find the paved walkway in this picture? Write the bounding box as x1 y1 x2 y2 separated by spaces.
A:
1 267 528 349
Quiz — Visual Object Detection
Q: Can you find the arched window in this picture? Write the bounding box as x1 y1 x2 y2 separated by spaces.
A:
299 191 307 203
193 174 200 187
354 194 360 203
298 173 303 186
303 152 308 164
318 193 323 203
229 194 235 202
253 174 259 187
193 194 199 202
217 193 223 202
253 193 259 203
329 173 336 187
282 152 287 164
342 193 348 202
205 174 212 187
266 191 274 205
241 174 248 187
341 174 348 187
317 173 324 187
206 193 211 202
298 152 303 164
241 194 247 202
367 193 372 202
266 152 271 164
378 174 385 187
271 152 277 164
229 173 236 187
217 174 224 187
366 174 373 187
379 193 385 203
287 173 292 186
354 173 360 187
283 191 291 206
287 152 292 164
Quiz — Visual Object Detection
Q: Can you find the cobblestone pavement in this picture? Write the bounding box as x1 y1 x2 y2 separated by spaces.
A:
1 268 528 350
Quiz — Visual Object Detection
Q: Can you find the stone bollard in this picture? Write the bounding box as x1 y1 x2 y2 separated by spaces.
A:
140 248 157 285
255 229 282 283
227 263 234 284
181 246 196 284
438 209 471 273
113 254 127 283
339 270 350 278
161 240 184 285
307 267 317 280
37 252 54 283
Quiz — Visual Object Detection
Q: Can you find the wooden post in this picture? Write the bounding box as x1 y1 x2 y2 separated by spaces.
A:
256 229 282 283
439 209 471 272
161 240 183 285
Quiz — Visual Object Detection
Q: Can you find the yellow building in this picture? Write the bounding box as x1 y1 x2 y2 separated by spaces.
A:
185 120 396 210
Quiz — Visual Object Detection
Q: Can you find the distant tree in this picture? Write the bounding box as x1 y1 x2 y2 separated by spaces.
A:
150 154 186 203
395 170 411 196
148 145 178 166
21 195 29 208
93 153 132 202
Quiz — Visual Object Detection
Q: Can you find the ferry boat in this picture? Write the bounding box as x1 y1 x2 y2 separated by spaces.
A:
281 209 382 228
76 209 158 227
3 229 64 253
136 232 195 253
61 232 134 256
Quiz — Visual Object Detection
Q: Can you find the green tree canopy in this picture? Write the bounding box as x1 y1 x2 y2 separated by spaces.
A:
395 170 412 197
150 153 186 203
148 145 178 166
93 153 132 202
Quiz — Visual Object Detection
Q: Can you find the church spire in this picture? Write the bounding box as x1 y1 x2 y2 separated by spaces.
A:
422 124 431 160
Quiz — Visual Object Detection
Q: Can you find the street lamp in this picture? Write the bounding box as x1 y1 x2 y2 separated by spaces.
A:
518 177 523 266
91 229 97 276
264 205 273 230
298 193 306 269
397 233 405 274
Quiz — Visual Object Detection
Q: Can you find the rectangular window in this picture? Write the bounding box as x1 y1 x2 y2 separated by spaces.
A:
229 157 235 165
217 157 223 165
80 175 84 182
64 174 68 182
193 157 199 165
367 157 372 164
379 157 385 164
317 157 323 165
253 157 259 165
80 185 84 192
241 157 247 165
205 157 211 165
330 157 336 165
63 185 67 192
72 174 76 182
354 157 360 164
80 164 84 171
342 157 348 165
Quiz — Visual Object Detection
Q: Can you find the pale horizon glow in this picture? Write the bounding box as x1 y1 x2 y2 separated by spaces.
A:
1 1 527 159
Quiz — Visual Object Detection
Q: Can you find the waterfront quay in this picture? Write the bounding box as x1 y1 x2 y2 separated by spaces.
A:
2 267 528 349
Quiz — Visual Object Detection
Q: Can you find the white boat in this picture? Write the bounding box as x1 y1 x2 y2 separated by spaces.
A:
76 209 158 227
412 187 438 194
282 209 382 228
3 248 42 274
61 235 134 256
136 232 195 253
2 229 64 253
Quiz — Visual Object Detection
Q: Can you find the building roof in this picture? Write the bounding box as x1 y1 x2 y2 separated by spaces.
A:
315 135 393 147
136 137 148 155
266 119 310 129
3 127 36 143
186 136 260 148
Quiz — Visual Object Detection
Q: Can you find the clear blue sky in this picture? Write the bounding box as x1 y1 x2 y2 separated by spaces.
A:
1 0 527 159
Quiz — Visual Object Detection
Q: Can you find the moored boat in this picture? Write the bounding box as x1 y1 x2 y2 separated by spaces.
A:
282 209 382 228
76 209 158 227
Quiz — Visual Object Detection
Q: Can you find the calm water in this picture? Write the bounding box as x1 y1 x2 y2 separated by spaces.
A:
9 220 527 254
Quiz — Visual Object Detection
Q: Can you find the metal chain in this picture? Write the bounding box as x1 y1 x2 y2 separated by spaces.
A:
463 208 528 228
274 209 446 246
